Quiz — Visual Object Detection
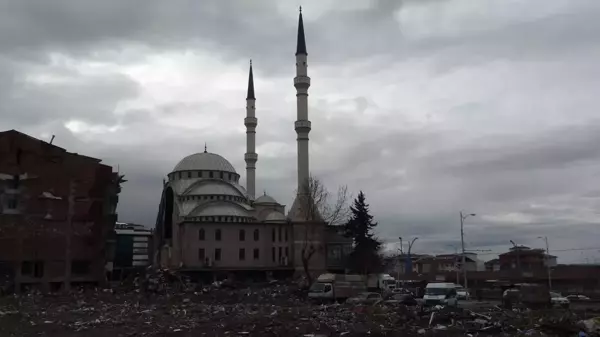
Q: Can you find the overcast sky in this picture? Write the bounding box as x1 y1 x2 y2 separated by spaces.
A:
2 0 600 263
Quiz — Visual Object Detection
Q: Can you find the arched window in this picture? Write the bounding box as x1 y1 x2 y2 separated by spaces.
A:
253 229 259 241
239 229 246 241
198 228 205 241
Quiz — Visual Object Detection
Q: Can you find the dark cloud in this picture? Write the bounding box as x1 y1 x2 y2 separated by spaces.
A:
1 0 600 263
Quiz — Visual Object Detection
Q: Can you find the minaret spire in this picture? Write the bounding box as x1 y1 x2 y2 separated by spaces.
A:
244 60 258 199
293 8 311 196
296 7 307 56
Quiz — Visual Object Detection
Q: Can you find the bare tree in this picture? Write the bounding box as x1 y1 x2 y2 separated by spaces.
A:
293 174 351 285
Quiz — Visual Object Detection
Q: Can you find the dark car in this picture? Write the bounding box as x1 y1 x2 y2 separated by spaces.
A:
384 294 418 306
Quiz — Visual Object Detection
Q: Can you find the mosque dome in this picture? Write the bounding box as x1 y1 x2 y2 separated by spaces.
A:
173 152 237 173
255 194 278 204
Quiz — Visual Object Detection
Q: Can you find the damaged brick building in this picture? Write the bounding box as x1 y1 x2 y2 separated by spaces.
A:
0 130 121 292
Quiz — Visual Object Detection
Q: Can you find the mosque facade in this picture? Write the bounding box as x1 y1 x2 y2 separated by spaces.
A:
153 10 346 278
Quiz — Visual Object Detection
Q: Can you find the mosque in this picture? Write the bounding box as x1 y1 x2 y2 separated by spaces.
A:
154 10 350 278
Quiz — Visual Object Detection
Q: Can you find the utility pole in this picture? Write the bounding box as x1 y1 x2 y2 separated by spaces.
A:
538 236 552 290
460 211 476 289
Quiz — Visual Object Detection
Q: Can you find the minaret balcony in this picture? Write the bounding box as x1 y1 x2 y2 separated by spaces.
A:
244 153 258 162
295 120 312 132
244 117 257 127
294 76 311 88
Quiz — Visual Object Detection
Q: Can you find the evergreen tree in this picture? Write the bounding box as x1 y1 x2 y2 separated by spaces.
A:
345 191 383 274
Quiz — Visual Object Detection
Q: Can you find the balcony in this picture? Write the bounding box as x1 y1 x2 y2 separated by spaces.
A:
293 76 311 88
244 117 257 127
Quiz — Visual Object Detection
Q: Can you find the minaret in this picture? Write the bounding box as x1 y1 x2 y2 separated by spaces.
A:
244 60 258 199
294 7 311 194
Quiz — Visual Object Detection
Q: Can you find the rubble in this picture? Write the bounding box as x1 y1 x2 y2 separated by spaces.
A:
0 278 599 337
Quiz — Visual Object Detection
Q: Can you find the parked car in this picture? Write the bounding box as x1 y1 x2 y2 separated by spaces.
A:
347 292 383 305
550 292 570 308
423 283 459 307
566 294 590 301
384 294 418 306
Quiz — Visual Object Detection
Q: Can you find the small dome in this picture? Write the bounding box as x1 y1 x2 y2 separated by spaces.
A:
173 152 236 173
255 194 278 204
264 211 286 223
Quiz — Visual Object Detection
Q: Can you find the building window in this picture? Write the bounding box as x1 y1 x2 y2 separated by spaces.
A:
239 248 245 261
209 171 214 178
7 197 18 210
239 229 245 241
278 247 282 262
71 260 91 275
187 171 192 178
21 261 44 278
198 248 205 260
220 172 224 179
215 248 221 261
272 247 276 262
253 229 259 241
278 226 282 242
272 228 276 242
9 175 19 189
285 229 288 242
198 228 205 240
215 229 221 241
285 247 289 257
178 172 182 179
253 248 259 260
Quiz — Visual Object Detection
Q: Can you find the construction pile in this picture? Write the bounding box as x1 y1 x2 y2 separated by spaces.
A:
0 279 599 336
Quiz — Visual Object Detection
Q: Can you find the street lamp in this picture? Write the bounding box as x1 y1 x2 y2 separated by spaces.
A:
510 240 521 272
537 236 552 290
460 211 476 289
404 237 418 275
397 236 403 279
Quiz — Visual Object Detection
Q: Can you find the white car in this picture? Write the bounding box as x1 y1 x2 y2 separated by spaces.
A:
550 292 570 307
566 294 590 301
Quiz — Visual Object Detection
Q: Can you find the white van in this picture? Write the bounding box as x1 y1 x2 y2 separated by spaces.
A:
423 282 458 307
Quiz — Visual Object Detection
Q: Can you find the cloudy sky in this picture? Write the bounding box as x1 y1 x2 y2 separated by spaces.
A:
2 0 600 263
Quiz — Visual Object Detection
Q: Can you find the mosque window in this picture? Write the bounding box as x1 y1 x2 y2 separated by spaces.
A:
272 247 276 262
239 229 245 241
278 247 282 262
278 226 282 242
253 248 259 260
198 228 205 241
215 248 221 261
210 196 214 200
187 172 191 178
198 248 205 260
239 248 245 261
215 229 221 241
209 171 214 178
178 172 182 179
285 229 288 242
220 172 224 179
272 228 275 242
253 229 259 241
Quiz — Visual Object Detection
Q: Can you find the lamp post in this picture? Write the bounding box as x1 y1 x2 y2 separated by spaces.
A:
537 236 552 290
510 240 521 273
460 211 476 288
397 236 403 279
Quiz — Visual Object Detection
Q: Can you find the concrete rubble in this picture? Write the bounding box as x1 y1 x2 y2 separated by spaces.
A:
0 273 599 336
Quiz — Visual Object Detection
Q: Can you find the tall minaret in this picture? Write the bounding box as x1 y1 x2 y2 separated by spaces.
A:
244 60 258 199
294 7 311 194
